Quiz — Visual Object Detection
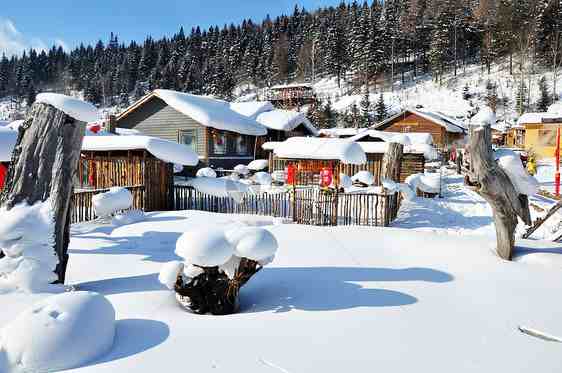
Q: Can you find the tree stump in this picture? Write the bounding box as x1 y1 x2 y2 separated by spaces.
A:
381 142 404 183
0 102 86 283
469 125 531 260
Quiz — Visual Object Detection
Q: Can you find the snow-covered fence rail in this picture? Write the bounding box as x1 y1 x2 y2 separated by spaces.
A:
70 186 145 224
173 185 400 227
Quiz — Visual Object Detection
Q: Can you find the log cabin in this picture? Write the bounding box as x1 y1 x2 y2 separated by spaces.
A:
373 109 466 149
115 90 267 170
263 83 316 109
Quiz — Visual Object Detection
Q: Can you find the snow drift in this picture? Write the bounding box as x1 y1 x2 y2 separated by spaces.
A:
92 187 133 218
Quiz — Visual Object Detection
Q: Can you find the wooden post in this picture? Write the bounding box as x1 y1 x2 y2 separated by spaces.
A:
469 125 531 260
381 142 404 183
0 102 87 283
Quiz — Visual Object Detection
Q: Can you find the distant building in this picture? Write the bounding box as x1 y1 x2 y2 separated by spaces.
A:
263 83 316 109
517 112 562 159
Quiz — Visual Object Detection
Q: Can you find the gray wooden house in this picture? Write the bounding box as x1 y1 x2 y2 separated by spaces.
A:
115 89 267 170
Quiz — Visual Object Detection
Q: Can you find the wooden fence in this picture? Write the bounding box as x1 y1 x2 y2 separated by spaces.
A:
70 185 145 224
173 185 400 227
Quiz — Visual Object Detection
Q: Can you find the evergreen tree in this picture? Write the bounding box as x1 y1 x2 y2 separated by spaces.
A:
516 82 529 115
537 76 551 111
375 93 388 122
359 88 371 127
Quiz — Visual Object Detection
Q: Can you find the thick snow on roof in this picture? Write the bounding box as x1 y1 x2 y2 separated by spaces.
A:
35 93 100 123
517 112 562 125
470 106 496 127
229 101 274 119
411 109 466 133
548 101 562 115
261 141 281 151
350 129 433 145
357 142 439 160
154 90 266 136
0 127 17 162
319 127 365 137
82 135 199 166
274 137 366 164
270 82 312 90
255 109 319 136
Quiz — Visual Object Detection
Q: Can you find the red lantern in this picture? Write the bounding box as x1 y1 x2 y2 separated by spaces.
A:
286 164 296 185
320 167 333 188
0 163 7 190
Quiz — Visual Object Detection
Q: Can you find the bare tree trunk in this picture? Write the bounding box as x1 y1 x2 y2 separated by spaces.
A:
469 125 531 260
0 102 86 283
382 142 404 183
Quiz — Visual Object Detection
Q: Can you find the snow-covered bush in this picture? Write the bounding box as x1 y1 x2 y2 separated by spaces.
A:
234 164 250 176
187 176 250 203
196 167 217 178
351 171 375 186
0 201 58 293
0 291 115 373
382 178 416 200
248 159 269 171
406 173 440 195
92 187 133 218
253 171 272 186
160 224 278 315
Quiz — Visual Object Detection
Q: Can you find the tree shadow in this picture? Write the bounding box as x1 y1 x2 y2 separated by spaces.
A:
240 266 453 313
84 319 169 368
76 273 165 295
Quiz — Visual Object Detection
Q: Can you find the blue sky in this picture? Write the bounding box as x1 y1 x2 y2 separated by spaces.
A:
1 0 348 56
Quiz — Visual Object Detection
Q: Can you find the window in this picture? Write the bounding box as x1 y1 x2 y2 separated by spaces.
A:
235 135 250 155
212 132 227 155
179 130 197 152
539 129 557 147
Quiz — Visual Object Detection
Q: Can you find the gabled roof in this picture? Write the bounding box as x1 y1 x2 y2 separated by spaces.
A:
319 127 365 137
270 83 313 90
273 137 366 165
374 108 466 134
229 101 274 119
116 90 267 136
517 112 562 125
255 109 319 136
349 129 434 145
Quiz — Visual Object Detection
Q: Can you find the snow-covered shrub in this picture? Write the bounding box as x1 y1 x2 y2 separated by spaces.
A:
406 173 440 195
92 187 133 218
0 291 115 373
234 164 250 176
160 224 278 315
187 176 249 203
351 171 375 186
248 159 269 171
196 167 217 178
253 171 272 186
381 178 416 200
0 201 58 293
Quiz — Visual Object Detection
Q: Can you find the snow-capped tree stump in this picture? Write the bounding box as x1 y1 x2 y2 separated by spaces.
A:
174 259 262 315
0 102 87 283
381 142 404 183
469 125 531 260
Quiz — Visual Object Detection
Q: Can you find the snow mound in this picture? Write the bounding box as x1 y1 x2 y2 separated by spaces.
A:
495 150 539 196
0 291 115 373
92 187 133 218
255 109 319 135
196 167 217 178
158 261 184 290
35 93 99 123
229 101 274 118
225 227 278 262
82 135 199 166
381 178 415 200
471 106 496 127
187 177 249 203
351 171 375 186
175 228 234 267
339 173 353 189
154 90 266 136
274 137 367 165
406 173 441 194
248 159 268 171
0 201 57 293
234 164 250 176
111 210 145 226
0 127 17 162
253 172 272 186
548 101 562 115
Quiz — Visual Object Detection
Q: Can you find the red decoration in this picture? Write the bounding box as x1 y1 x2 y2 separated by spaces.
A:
88 123 102 134
286 164 296 185
319 167 333 188
0 163 7 190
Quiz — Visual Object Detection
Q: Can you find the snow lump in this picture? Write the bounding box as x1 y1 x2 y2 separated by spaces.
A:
35 93 100 123
175 227 234 267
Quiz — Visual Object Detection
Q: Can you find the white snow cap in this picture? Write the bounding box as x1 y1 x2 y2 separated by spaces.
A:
255 109 319 136
229 101 274 119
35 93 100 123
153 90 267 136
111 209 145 226
187 176 249 202
548 101 562 115
82 135 199 166
196 167 217 178
0 291 115 373
158 261 184 290
351 170 375 186
350 130 434 145
274 137 367 165
234 164 250 175
495 149 539 196
175 228 234 267
248 159 269 171
253 172 272 186
0 127 17 162
261 141 281 151
406 173 440 194
471 107 496 127
92 187 133 218
225 226 278 262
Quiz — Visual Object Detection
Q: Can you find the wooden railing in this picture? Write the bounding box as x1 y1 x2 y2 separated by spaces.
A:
173 185 400 227
70 185 145 224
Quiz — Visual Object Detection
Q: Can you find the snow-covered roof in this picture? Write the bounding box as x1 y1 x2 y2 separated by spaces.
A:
118 90 267 136
356 142 439 160
273 137 366 164
229 101 274 119
82 135 199 166
548 101 562 115
349 129 433 145
517 112 562 125
270 83 312 90
261 141 281 151
319 127 365 137
35 93 100 123
0 127 17 162
376 108 466 133
255 109 319 136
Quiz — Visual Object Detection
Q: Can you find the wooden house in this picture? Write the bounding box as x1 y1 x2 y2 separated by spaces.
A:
263 83 316 109
115 90 267 170
373 109 466 149
517 113 562 159
0 127 17 190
